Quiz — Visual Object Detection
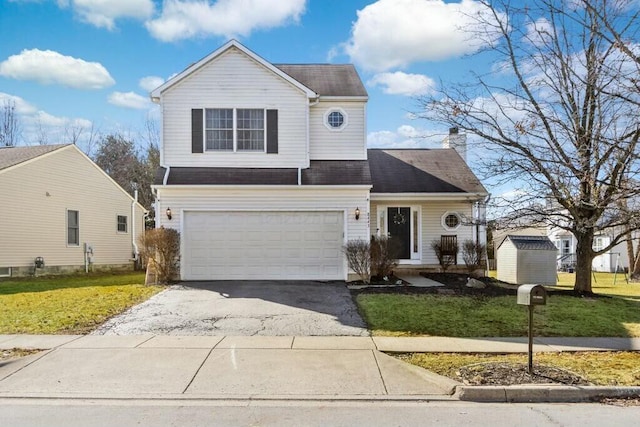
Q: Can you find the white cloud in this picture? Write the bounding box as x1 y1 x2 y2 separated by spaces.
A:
367 125 445 148
0 49 115 89
524 17 553 46
146 0 306 42
345 0 501 71
139 75 165 92
0 92 38 115
108 91 152 109
63 0 155 30
368 71 436 96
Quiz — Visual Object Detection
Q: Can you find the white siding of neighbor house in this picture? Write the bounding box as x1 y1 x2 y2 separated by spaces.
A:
370 200 475 265
161 47 310 168
156 186 370 280
0 146 145 269
497 240 557 285
309 100 367 160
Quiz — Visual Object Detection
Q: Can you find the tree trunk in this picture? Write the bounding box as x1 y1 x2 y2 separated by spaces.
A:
573 231 594 294
632 251 640 281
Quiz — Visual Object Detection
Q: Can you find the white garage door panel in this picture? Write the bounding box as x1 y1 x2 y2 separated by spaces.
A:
183 211 344 280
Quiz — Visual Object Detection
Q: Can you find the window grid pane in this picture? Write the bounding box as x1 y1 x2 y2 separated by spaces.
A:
237 109 264 151
205 109 233 151
328 111 344 128
117 215 128 233
68 210 79 245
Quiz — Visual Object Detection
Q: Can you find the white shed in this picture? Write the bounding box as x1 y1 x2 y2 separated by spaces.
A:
497 235 557 285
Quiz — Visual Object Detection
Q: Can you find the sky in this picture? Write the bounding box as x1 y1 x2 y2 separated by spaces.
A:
0 0 501 152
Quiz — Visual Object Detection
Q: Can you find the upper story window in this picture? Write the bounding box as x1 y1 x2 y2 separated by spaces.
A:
324 108 347 131
205 108 265 152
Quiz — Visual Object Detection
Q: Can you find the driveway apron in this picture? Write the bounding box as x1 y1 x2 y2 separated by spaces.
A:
92 281 368 336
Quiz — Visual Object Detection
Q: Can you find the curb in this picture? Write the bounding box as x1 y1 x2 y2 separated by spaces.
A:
455 385 640 403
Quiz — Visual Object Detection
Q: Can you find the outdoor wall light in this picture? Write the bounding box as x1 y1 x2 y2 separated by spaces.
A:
166 207 172 220
355 207 360 220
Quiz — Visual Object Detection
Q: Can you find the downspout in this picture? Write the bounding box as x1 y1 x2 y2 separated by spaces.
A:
307 96 319 168
132 189 139 263
298 168 302 186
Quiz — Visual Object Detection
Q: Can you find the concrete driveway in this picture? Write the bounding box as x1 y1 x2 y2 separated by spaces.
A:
93 281 368 336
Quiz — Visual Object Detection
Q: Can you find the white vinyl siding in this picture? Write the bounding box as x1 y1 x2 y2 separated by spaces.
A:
310 100 367 160
0 146 145 269
156 186 370 281
371 200 474 265
161 47 308 168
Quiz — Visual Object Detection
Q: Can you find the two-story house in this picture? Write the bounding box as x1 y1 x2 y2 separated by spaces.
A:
151 40 488 281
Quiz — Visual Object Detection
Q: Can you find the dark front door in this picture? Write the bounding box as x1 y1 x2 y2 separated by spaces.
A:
387 207 411 259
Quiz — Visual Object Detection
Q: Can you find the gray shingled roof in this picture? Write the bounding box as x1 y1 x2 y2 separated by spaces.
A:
0 144 69 171
155 161 372 186
275 64 368 97
368 149 487 194
506 235 557 251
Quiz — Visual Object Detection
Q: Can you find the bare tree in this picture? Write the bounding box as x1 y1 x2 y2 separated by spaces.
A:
0 99 22 146
35 118 49 145
419 0 640 293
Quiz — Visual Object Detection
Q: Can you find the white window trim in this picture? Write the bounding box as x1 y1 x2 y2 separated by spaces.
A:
67 209 80 247
441 211 461 231
204 108 267 153
323 107 348 131
377 205 421 263
117 215 128 234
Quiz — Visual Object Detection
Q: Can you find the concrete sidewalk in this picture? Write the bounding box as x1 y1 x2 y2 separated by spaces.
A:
1 335 638 402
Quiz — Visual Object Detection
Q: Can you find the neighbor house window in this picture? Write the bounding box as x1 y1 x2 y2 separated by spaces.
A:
442 212 461 230
205 108 264 152
324 108 348 131
117 215 128 233
67 210 79 245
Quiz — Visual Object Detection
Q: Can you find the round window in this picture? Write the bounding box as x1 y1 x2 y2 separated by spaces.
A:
327 111 344 128
445 213 460 229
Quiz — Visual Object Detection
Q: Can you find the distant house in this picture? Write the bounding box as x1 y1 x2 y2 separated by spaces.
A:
150 40 489 281
549 227 630 273
0 144 146 277
497 235 557 285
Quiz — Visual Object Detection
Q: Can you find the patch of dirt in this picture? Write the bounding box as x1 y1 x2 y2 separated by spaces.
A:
1 348 40 362
594 396 640 406
457 362 590 386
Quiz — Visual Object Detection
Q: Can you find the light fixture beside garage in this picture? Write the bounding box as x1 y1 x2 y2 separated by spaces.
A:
355 207 360 220
166 207 172 220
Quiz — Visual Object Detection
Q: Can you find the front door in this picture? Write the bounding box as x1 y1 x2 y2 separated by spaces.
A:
387 207 411 259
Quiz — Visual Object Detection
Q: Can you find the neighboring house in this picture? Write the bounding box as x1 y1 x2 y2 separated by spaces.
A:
549 227 630 273
151 40 488 281
497 235 557 285
0 144 146 277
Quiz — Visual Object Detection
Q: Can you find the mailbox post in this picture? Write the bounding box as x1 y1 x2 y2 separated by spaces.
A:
517 284 547 374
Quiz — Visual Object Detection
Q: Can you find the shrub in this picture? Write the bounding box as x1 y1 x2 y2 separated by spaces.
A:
138 227 180 285
431 238 458 272
461 239 487 276
344 239 371 284
371 235 400 279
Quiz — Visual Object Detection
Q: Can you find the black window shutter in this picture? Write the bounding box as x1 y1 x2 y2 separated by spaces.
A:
191 109 203 153
266 109 278 154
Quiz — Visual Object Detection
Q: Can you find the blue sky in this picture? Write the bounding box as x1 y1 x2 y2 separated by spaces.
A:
1 0 495 157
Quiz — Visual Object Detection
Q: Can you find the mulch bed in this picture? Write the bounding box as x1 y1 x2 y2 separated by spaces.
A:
457 362 590 386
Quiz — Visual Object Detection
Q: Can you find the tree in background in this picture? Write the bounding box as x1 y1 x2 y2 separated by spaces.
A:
93 134 159 212
0 99 22 146
420 0 640 293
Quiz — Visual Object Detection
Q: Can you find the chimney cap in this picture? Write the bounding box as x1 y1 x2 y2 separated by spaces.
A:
449 127 459 134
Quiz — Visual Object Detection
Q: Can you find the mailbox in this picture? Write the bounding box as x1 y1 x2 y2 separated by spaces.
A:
517 284 547 306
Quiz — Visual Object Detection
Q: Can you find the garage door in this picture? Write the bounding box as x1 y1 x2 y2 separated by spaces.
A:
183 211 344 280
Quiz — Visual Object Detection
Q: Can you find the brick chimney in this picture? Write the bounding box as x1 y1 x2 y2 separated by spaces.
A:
442 127 467 162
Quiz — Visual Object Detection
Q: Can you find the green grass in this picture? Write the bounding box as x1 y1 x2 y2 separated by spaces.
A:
0 272 162 334
400 352 640 386
356 286 640 337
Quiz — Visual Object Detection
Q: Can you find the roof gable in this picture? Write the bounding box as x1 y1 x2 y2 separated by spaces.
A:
150 40 317 100
0 144 69 172
367 149 487 195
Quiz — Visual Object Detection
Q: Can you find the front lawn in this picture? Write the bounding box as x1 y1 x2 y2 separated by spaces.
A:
0 272 162 334
356 272 640 337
